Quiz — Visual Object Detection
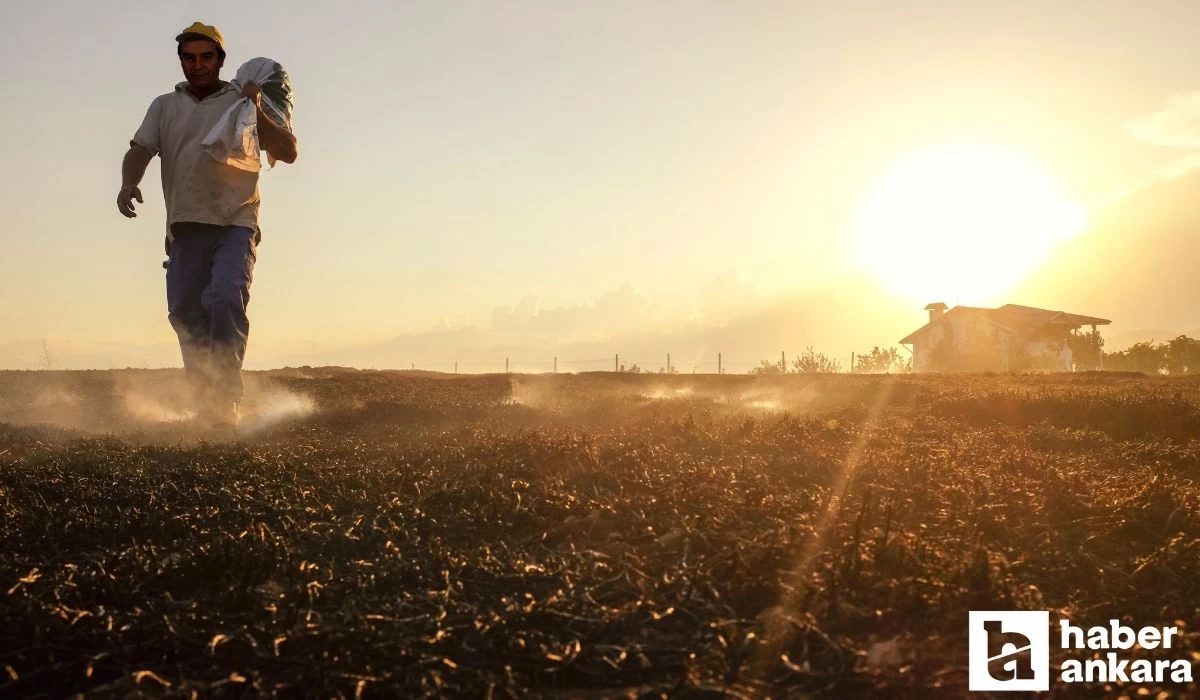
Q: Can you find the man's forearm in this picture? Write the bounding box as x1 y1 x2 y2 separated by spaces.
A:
122 146 154 187
256 107 298 164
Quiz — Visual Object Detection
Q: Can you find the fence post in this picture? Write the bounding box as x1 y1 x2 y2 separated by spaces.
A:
718 352 722 375
781 351 786 373
455 361 458 374
615 354 618 372
506 357 509 374
554 357 557 373
851 352 855 374
667 353 671 373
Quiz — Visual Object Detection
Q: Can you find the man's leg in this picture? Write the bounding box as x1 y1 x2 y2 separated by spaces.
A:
201 226 257 409
166 233 216 408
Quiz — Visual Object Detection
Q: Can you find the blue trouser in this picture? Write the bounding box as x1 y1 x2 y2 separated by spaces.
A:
166 224 257 404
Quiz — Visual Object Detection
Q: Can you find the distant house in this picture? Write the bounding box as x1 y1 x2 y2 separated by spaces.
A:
900 303 1111 372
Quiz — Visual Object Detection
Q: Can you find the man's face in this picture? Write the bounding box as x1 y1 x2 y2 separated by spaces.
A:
179 39 223 90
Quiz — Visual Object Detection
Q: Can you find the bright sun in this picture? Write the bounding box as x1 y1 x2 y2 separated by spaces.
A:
853 143 1087 305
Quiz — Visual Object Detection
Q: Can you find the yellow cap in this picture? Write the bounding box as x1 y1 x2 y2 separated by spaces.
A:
175 21 224 49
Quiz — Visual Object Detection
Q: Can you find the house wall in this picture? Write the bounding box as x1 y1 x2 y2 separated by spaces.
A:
912 325 941 372
911 312 1013 372
1020 340 1073 371
908 310 1092 372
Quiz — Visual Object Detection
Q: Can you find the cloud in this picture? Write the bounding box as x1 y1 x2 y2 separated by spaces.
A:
695 270 764 325
267 271 916 372
1140 152 1200 185
1099 151 1200 208
0 270 922 372
1018 162 1200 338
1113 92 1200 198
488 285 663 342
0 339 179 371
1126 91 1200 148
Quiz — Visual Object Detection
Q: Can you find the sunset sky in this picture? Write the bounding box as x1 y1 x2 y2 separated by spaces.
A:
3 1 1200 370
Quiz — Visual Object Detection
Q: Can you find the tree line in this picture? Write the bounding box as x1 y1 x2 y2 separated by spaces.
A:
748 346 911 375
607 332 1200 376
740 332 1200 375
1096 335 1200 374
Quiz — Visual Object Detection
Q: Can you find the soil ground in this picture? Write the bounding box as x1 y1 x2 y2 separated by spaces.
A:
2 369 1198 698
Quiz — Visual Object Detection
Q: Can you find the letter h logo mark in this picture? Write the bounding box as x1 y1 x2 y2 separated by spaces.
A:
969 611 1050 691
984 620 1034 681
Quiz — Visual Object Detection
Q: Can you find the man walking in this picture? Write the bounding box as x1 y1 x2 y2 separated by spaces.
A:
117 22 297 426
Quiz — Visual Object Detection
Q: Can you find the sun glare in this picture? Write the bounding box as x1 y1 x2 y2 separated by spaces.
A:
853 143 1087 305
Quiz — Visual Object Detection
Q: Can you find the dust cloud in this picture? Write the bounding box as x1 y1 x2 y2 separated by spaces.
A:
237 388 317 434
502 374 831 416
0 370 316 437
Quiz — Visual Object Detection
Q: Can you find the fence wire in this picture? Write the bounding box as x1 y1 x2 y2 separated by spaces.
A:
382 351 876 375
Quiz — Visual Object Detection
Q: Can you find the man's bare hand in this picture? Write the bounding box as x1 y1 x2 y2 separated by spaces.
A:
241 81 262 108
117 185 143 218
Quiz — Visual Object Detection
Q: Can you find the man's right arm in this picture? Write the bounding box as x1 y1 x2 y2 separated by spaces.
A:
117 144 155 218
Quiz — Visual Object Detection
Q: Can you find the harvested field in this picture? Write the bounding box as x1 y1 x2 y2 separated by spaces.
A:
2 369 1199 698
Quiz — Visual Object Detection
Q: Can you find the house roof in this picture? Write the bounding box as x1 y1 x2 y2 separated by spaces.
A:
899 304 1110 345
